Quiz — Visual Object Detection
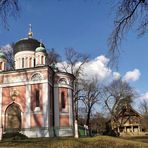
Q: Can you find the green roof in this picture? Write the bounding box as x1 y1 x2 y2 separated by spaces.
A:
0 52 6 59
35 46 46 53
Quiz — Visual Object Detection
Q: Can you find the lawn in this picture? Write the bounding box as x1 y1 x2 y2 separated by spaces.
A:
0 136 148 148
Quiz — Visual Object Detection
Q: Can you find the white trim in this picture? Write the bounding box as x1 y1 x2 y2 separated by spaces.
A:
26 84 31 128
54 84 73 90
15 51 35 57
30 72 44 80
60 112 69 115
1 80 52 87
1 67 49 76
68 89 73 126
54 87 59 127
43 82 49 127
0 87 2 127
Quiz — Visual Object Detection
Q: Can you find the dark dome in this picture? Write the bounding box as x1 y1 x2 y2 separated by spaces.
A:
13 38 45 55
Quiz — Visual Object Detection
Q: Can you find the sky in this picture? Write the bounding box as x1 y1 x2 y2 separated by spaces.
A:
0 0 148 107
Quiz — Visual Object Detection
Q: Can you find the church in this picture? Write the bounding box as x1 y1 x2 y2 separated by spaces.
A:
0 26 75 138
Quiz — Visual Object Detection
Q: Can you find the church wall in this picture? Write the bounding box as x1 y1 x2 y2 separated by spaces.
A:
30 113 43 128
49 84 53 127
60 115 69 126
30 84 44 127
31 84 43 111
2 85 26 129
58 87 69 127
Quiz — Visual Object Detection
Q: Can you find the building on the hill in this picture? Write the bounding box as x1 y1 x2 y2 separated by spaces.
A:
111 104 143 136
0 26 75 138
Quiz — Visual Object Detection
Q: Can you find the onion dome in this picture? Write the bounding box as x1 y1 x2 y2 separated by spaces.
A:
35 43 46 53
13 24 45 55
0 52 6 59
13 38 45 55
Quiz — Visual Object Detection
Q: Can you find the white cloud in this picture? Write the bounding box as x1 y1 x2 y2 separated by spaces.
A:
82 55 111 81
113 72 121 80
57 56 141 84
123 69 141 82
140 92 148 100
57 55 111 82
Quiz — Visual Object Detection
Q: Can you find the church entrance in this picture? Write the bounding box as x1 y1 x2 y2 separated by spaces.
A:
5 103 21 132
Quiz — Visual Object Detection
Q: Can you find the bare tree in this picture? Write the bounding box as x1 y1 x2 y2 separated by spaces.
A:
102 78 137 131
62 48 88 78
140 99 148 114
0 0 20 28
90 112 107 135
46 48 61 65
108 0 148 64
139 99 148 131
0 43 14 70
60 48 89 120
79 78 101 135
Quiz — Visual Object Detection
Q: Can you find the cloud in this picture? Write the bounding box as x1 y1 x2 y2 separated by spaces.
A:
113 72 121 80
123 69 141 82
57 55 111 82
82 55 111 81
140 92 148 100
57 55 141 84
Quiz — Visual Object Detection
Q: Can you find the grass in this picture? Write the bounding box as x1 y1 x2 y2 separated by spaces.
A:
0 136 148 148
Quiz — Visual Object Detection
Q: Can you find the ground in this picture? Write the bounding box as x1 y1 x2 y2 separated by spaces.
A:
0 136 148 148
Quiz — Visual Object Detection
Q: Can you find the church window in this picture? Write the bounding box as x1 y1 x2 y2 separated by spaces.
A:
0 62 2 70
61 92 66 109
22 58 24 68
41 56 44 64
29 57 32 67
59 78 67 85
31 73 42 81
36 90 40 107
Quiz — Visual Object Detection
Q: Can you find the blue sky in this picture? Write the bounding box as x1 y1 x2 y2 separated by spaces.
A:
0 0 148 104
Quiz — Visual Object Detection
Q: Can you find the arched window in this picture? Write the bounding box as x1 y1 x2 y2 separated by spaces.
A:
29 57 32 67
36 90 40 107
22 58 24 68
0 62 2 70
61 92 66 109
5 103 21 131
59 78 67 85
41 56 44 64
31 73 42 81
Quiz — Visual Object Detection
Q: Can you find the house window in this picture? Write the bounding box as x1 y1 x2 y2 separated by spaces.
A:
61 92 66 109
36 90 40 107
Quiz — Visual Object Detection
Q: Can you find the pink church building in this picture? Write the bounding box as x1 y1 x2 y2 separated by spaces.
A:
0 27 75 138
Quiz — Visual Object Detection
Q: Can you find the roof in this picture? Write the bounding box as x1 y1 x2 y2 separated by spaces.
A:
117 104 142 118
13 38 45 55
35 46 46 53
0 52 6 59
